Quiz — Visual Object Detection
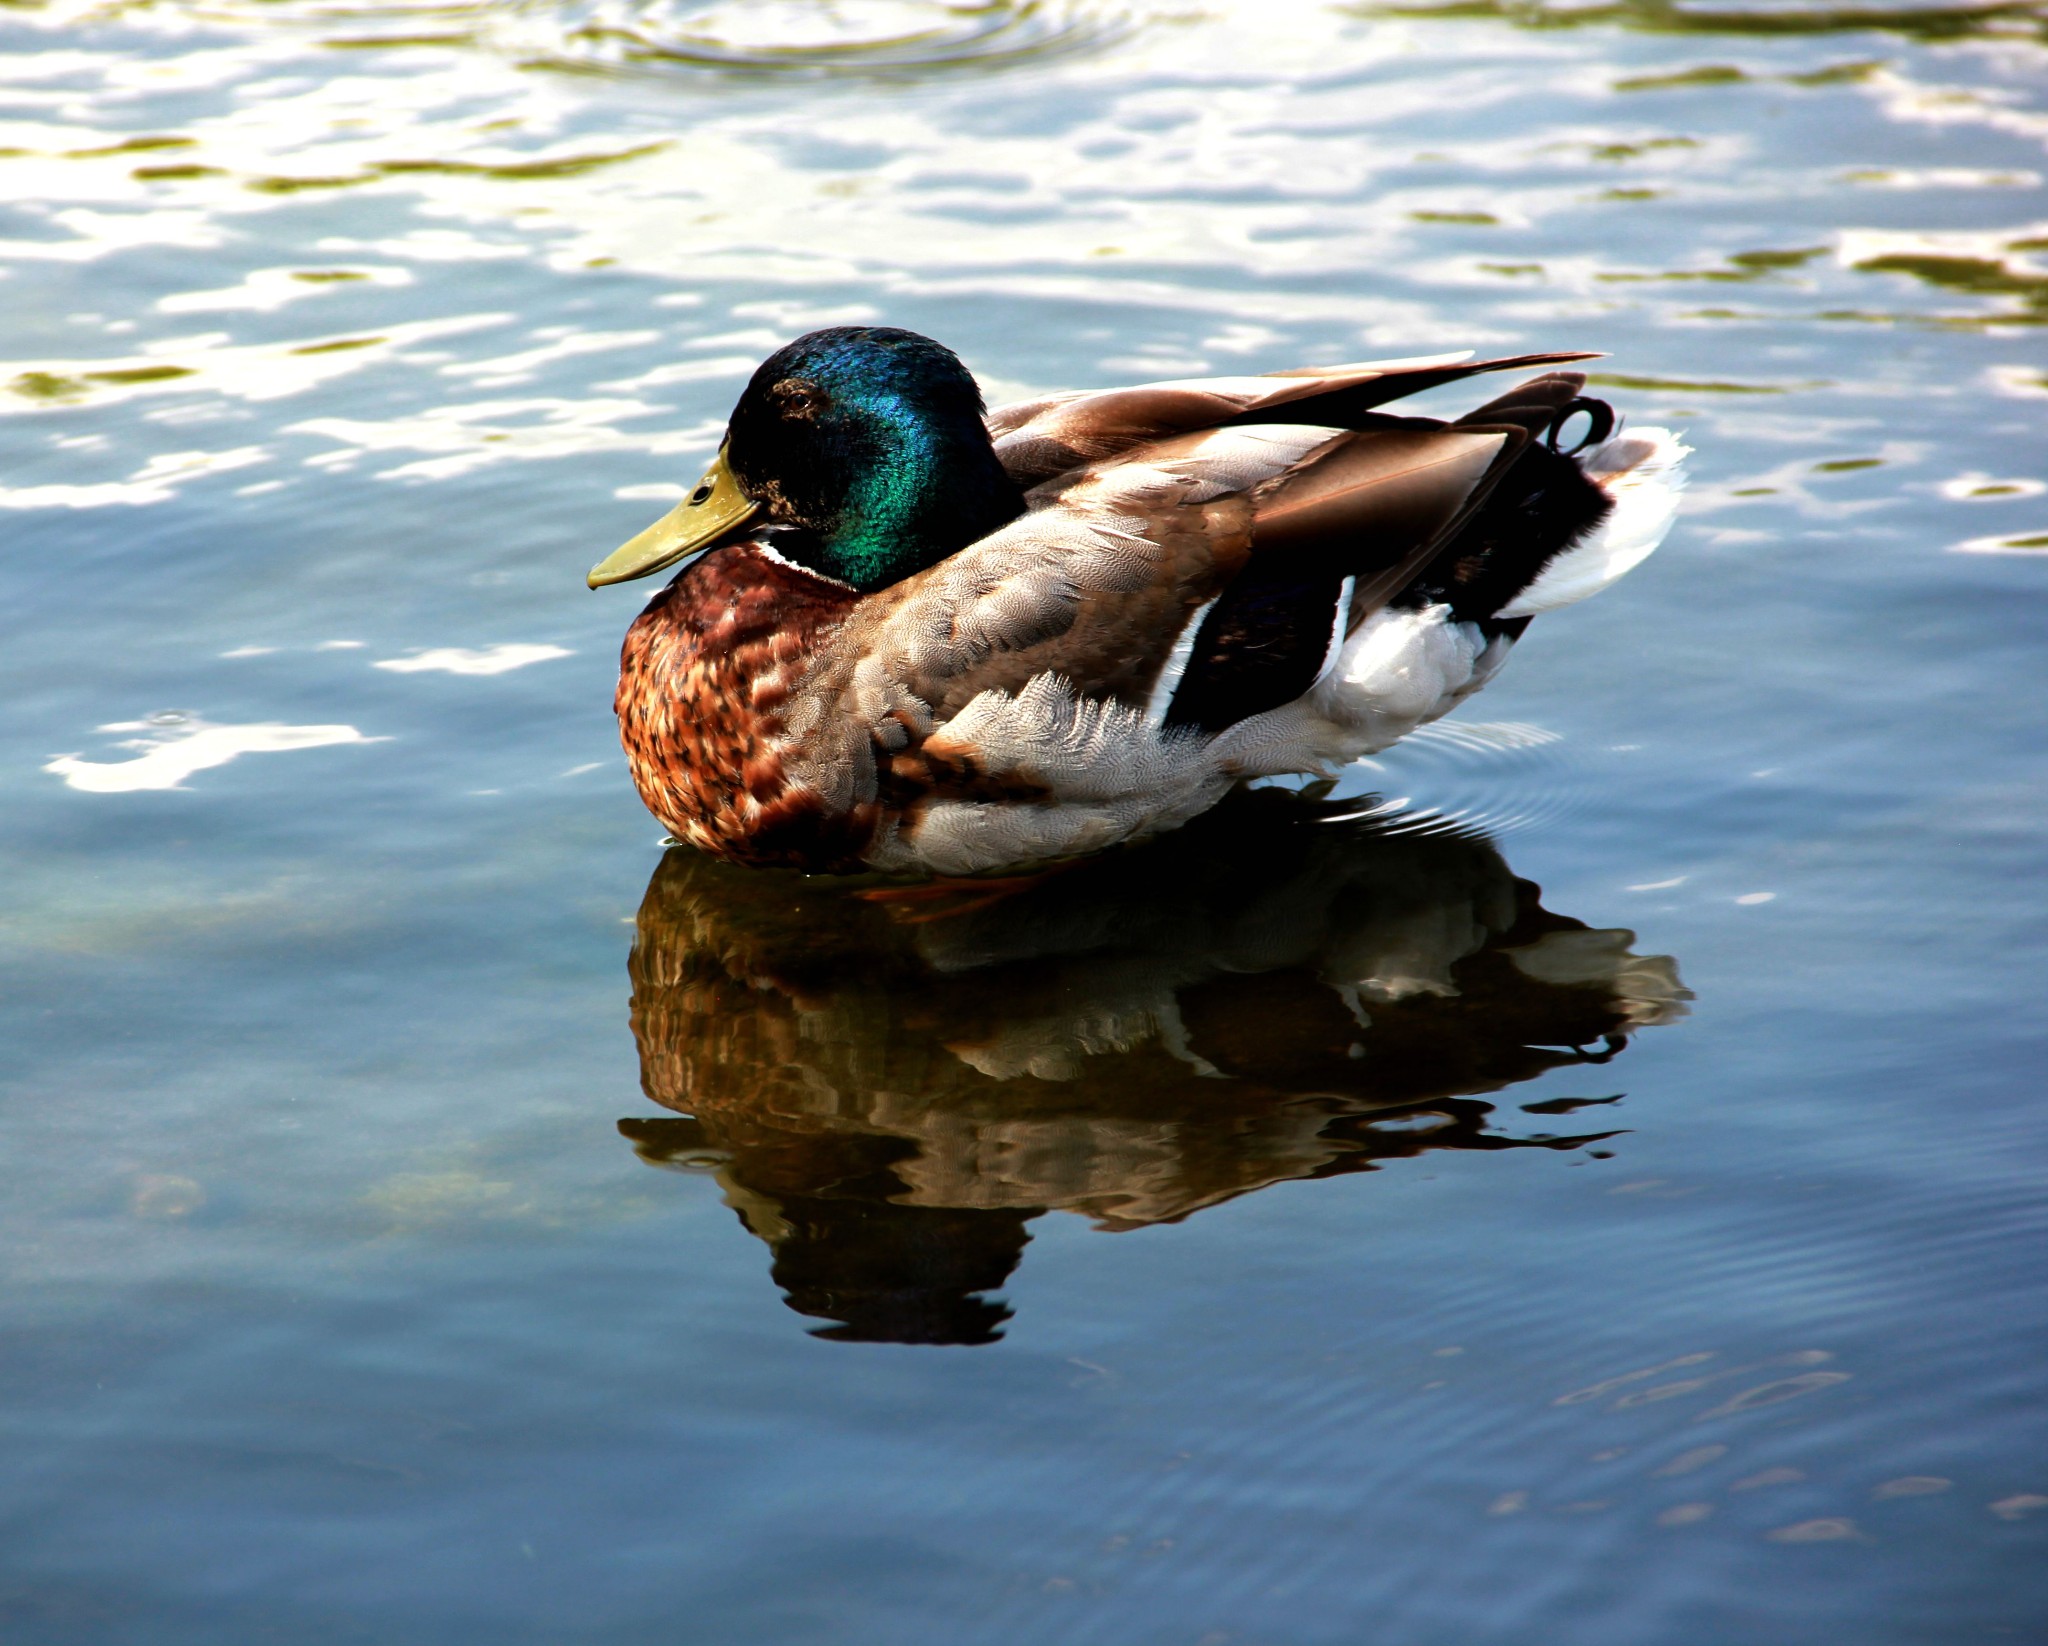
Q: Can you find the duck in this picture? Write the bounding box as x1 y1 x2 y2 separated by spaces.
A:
588 326 1687 877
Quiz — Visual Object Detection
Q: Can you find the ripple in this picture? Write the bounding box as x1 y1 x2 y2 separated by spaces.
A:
45 714 384 793
555 0 1140 76
1952 530 2048 554
1768 1515 1862 1542
1335 720 1589 840
141 0 1142 77
372 643 573 674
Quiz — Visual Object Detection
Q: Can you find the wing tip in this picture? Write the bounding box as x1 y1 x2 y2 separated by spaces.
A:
1261 349 1475 380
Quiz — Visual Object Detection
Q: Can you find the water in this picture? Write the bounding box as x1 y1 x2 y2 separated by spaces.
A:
3 0 2045 1639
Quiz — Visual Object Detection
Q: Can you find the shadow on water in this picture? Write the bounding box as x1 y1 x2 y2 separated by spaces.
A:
614 787 1689 1346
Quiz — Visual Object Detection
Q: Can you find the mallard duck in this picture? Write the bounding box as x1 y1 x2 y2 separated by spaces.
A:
590 327 1686 876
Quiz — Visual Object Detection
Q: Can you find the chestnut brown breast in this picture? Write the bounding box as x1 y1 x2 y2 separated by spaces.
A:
615 544 872 871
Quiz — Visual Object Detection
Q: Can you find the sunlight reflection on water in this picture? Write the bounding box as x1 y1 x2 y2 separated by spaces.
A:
1 0 2045 1639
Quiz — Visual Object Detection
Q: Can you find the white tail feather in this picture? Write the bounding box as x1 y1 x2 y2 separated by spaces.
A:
1496 427 1689 619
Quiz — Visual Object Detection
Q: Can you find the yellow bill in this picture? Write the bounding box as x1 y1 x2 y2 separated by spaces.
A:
587 445 759 589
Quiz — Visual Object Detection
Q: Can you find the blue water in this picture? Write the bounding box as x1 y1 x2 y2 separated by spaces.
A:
3 1 2045 1639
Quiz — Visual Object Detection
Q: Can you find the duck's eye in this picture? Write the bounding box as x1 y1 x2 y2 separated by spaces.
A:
772 378 825 419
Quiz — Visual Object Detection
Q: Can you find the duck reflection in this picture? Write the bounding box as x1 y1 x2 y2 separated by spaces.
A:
615 787 1688 1344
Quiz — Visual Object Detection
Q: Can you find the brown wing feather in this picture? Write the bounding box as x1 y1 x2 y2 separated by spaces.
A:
945 497 1252 716
1251 426 1515 600
1232 353 1597 434
843 498 1254 727
1163 425 1528 734
987 351 1596 486
1455 370 1589 425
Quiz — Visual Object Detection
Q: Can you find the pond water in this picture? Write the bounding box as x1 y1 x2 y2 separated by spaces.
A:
3 0 2046 1639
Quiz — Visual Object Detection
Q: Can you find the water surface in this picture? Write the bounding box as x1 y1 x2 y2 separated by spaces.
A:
3 1 2045 1640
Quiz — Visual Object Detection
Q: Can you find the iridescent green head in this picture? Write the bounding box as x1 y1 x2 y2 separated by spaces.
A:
727 326 1024 590
589 327 1024 593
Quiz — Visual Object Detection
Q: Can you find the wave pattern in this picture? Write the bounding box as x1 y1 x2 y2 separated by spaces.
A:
1332 720 1594 840
4 0 2046 1641
113 0 1144 75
